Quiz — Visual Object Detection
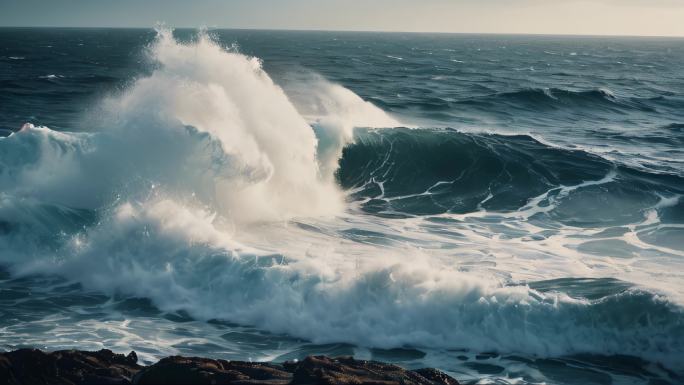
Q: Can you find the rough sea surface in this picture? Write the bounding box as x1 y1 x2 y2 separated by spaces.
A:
1 28 683 384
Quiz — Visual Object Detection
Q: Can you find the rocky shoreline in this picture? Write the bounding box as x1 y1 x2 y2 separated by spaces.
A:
0 348 461 385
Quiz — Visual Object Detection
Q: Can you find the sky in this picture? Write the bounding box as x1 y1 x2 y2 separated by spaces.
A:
1 0 684 37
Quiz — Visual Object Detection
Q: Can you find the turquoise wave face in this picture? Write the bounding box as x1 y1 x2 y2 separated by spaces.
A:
339 128 683 227
1 28 683 384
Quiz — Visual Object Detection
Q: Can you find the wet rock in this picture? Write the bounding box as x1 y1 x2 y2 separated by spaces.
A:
132 356 291 384
0 349 460 385
0 348 141 385
288 356 460 385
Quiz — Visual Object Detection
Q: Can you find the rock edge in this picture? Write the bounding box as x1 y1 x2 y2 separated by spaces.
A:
0 348 460 385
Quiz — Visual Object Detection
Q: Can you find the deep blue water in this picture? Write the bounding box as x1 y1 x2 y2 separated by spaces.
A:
1 28 683 384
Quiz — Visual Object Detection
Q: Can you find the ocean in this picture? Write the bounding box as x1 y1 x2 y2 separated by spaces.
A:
0 28 683 384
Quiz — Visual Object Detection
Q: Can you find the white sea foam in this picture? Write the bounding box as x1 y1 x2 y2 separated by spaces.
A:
281 72 400 179
3 194 681 369
1 29 398 223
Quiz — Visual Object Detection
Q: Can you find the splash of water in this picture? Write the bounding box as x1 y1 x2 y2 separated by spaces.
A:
1 29 398 223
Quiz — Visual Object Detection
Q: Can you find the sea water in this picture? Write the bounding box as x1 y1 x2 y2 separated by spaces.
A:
0 28 683 384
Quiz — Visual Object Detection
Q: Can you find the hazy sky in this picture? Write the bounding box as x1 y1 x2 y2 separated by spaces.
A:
1 0 683 37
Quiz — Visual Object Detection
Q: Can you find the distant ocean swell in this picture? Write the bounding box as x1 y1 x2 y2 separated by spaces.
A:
372 86 684 116
460 87 671 113
1 29 683 373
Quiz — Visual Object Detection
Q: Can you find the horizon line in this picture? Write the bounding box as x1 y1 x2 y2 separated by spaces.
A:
1 25 683 39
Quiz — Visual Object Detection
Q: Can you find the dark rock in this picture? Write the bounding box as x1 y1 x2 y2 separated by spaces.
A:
132 356 291 385
412 368 460 385
0 349 460 385
0 348 142 385
126 351 138 365
289 356 459 385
